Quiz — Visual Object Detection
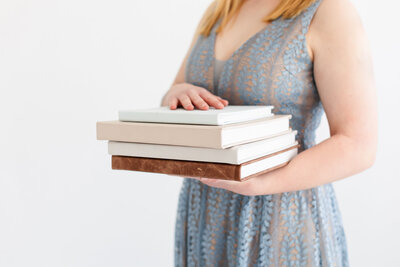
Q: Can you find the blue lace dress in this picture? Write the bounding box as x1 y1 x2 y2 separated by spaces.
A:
174 0 349 266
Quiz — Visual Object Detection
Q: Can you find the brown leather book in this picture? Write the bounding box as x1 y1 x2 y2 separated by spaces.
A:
111 145 299 181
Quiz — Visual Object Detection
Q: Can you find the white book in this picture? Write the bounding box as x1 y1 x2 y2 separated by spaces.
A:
118 105 273 125
108 130 297 164
239 147 298 179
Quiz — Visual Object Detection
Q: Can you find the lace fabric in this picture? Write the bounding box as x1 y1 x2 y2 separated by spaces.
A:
213 59 226 91
175 0 349 266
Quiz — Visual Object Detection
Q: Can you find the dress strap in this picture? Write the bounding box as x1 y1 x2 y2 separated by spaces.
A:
300 0 323 32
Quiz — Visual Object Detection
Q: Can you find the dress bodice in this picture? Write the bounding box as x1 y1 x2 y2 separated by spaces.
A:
185 0 324 151
175 1 349 266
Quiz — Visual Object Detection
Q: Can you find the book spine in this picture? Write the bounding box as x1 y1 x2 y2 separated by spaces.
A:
97 121 223 148
119 112 216 125
112 156 241 181
235 166 241 181
108 141 242 164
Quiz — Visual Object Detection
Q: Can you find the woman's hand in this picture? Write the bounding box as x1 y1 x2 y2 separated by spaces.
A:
162 83 229 110
184 164 288 196
193 177 261 196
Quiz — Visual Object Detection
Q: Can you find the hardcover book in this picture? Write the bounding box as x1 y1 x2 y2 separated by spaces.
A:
111 145 299 181
108 130 297 164
118 105 273 125
97 115 291 149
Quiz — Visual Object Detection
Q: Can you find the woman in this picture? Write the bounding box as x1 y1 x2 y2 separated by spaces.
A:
161 0 377 265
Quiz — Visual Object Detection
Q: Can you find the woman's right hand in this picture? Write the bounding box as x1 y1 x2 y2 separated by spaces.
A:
162 83 229 110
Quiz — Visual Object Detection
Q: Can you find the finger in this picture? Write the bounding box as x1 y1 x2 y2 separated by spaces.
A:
178 95 194 110
188 91 209 110
169 97 178 110
218 98 229 105
216 96 229 106
200 178 245 193
199 91 225 109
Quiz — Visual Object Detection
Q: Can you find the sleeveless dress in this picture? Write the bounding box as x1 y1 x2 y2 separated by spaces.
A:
174 1 349 266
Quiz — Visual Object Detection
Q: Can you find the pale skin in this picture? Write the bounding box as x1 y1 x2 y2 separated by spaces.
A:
161 0 377 196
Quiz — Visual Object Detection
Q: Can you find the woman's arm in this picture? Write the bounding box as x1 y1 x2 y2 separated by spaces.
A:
199 0 378 195
159 16 200 106
160 2 229 110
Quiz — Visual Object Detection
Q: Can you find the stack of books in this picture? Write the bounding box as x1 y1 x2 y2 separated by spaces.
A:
96 106 298 181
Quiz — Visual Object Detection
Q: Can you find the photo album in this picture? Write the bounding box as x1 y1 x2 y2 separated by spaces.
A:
97 105 298 181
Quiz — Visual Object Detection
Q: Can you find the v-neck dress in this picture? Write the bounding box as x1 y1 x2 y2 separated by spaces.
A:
174 0 349 266
213 58 226 89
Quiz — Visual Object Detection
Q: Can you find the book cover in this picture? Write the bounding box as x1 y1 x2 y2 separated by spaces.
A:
111 145 298 181
97 115 291 149
108 130 297 164
118 105 273 125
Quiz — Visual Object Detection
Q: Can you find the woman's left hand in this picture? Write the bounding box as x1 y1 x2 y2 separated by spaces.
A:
194 177 260 196
187 167 285 196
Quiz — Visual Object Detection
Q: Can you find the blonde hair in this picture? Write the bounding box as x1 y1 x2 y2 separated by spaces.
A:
198 0 316 37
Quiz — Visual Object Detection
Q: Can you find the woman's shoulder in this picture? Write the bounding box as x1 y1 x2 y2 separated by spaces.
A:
307 0 368 59
310 0 365 41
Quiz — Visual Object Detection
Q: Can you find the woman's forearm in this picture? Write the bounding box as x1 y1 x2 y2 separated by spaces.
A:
260 134 376 194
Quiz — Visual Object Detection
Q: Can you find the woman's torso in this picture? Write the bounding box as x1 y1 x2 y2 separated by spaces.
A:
175 1 349 266
185 1 324 151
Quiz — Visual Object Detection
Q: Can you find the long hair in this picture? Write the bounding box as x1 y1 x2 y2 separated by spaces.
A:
198 0 316 37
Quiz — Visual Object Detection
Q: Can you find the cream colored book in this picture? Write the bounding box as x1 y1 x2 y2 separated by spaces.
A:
108 130 297 164
97 115 291 149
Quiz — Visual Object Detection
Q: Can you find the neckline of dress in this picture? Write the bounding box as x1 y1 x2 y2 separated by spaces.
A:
211 18 277 62
211 18 279 93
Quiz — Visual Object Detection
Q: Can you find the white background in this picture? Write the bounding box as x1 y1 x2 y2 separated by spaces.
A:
0 0 399 266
